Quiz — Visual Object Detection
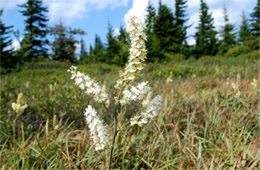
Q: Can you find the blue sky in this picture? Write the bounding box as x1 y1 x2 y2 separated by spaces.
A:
0 0 256 51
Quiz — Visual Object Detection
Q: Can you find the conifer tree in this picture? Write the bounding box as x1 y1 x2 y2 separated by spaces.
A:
194 0 218 57
49 22 85 62
154 0 175 54
0 9 16 71
239 12 252 43
18 0 49 59
105 23 120 64
79 38 87 61
146 1 156 34
93 34 104 62
219 5 236 53
250 0 260 37
118 26 129 44
174 0 189 44
145 1 161 62
89 44 94 56
115 26 129 66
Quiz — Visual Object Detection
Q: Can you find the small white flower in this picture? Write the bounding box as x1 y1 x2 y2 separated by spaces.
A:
84 105 109 151
250 79 257 89
12 103 28 115
120 81 151 105
130 95 162 126
235 91 241 98
12 93 28 115
68 66 109 105
231 82 239 90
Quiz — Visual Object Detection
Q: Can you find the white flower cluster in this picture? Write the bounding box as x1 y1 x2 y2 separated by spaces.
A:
12 103 28 115
130 95 162 126
68 66 109 105
120 81 151 105
67 15 163 153
84 105 109 151
250 78 257 89
115 16 147 89
12 93 28 115
231 82 241 98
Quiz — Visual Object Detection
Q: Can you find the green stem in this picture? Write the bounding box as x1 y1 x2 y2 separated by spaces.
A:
108 109 118 170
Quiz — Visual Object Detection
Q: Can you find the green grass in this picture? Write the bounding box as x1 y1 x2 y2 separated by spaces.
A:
0 56 259 169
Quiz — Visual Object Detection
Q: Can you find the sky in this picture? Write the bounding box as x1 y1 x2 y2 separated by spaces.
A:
0 0 256 51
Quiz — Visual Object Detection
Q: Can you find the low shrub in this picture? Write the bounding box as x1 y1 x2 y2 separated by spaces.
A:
224 45 250 58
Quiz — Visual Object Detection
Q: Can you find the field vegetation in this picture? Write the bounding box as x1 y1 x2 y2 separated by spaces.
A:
0 53 259 169
1 0 260 169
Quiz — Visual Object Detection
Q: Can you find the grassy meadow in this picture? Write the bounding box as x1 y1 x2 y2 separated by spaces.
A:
0 54 259 169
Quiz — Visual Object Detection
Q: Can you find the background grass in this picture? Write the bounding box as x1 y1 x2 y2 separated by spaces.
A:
0 55 259 169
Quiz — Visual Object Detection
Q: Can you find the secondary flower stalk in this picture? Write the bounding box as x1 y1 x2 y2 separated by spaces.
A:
68 66 109 105
120 81 151 105
130 95 162 126
84 105 109 151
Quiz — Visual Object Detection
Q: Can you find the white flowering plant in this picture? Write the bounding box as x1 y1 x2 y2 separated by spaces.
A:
68 16 162 169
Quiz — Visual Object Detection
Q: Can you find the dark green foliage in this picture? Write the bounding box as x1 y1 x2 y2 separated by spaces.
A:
105 23 120 64
250 0 260 37
145 1 156 34
0 9 15 72
224 45 250 58
49 22 85 62
174 0 189 45
172 0 191 56
219 5 236 54
79 38 87 61
145 2 161 62
243 38 260 50
18 0 49 60
87 26 129 66
239 12 252 43
89 34 105 63
154 1 175 55
114 26 129 66
194 0 218 57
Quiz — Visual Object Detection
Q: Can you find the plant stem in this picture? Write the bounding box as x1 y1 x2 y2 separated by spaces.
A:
108 109 118 170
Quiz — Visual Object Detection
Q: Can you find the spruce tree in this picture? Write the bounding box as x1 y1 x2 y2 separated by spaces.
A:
154 0 175 54
194 0 218 57
105 23 120 64
146 1 156 34
173 0 191 56
79 38 87 61
18 0 49 59
174 0 189 44
219 5 236 53
115 26 129 66
250 0 260 37
89 44 94 56
0 9 15 71
239 12 252 43
145 1 161 62
93 34 105 62
49 22 85 62
118 26 129 44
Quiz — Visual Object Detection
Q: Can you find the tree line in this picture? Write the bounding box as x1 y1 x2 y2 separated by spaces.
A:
0 0 259 72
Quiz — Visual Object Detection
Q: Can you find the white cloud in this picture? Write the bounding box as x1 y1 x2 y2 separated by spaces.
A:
1 0 130 24
45 0 88 24
113 28 120 37
46 0 130 24
124 0 256 45
0 0 26 8
124 0 149 27
12 37 23 51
